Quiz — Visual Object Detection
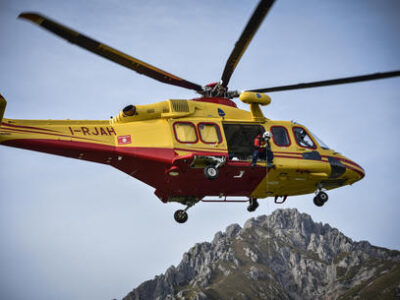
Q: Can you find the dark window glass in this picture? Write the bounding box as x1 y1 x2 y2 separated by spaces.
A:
302 151 321 160
293 127 316 149
223 124 265 160
271 126 290 147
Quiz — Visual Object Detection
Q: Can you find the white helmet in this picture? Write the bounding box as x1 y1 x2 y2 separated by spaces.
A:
263 131 272 139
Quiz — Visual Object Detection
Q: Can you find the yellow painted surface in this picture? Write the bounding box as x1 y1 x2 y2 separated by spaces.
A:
0 97 364 199
239 91 271 106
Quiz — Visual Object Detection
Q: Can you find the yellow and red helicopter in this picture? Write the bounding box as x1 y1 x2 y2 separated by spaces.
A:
1 0 399 223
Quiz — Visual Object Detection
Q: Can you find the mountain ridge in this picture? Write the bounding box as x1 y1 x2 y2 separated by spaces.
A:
123 208 400 300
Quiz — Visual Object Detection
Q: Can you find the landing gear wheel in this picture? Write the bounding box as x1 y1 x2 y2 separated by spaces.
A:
204 165 219 180
313 191 328 207
318 191 328 203
313 196 324 207
247 198 259 212
174 210 188 223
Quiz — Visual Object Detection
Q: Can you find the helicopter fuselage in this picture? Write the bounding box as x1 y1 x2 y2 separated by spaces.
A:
0 96 364 206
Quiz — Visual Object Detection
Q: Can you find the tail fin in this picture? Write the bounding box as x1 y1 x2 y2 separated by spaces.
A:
0 94 6 125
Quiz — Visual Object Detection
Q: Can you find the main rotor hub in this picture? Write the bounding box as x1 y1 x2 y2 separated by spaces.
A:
200 82 240 99
201 82 228 98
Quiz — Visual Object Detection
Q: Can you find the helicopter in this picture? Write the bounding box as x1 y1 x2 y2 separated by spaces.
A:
1 0 399 223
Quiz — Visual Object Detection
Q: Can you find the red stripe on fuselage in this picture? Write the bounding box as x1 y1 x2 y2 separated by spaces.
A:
274 151 302 155
274 154 302 159
1 122 59 132
274 152 364 177
174 148 227 156
0 127 99 142
343 163 365 178
335 157 363 170
275 150 363 170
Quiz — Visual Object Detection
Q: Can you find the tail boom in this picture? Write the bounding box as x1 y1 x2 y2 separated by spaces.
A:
0 118 117 165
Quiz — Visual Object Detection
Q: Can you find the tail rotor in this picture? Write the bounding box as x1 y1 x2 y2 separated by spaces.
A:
0 94 6 125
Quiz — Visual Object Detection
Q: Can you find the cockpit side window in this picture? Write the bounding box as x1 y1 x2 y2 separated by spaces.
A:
293 127 316 149
271 126 291 147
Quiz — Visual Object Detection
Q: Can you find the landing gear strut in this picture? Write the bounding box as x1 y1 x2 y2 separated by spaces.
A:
247 197 259 212
192 156 225 180
174 201 196 224
313 191 328 207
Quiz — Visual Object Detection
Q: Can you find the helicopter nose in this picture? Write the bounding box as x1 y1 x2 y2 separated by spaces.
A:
343 158 365 183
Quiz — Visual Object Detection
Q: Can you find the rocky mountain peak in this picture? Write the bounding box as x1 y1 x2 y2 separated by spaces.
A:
124 209 400 300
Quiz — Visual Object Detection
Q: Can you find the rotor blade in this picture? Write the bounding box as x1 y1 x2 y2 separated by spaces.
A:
19 12 203 92
249 71 400 93
220 0 275 88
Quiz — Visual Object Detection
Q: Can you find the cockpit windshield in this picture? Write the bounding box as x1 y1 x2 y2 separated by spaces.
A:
309 130 330 150
292 122 330 150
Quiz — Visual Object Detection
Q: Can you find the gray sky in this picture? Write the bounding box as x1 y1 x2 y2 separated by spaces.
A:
0 0 399 299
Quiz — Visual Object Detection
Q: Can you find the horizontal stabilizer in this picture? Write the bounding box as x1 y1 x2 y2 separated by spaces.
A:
0 94 6 124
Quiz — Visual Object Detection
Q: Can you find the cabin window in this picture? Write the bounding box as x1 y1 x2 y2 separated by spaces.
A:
293 127 316 149
198 123 222 144
223 124 265 160
174 122 198 143
271 126 290 147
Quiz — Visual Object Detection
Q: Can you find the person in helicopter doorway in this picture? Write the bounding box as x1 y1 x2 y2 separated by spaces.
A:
251 131 274 167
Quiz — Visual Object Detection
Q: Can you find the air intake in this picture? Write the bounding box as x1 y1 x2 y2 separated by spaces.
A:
170 100 189 113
